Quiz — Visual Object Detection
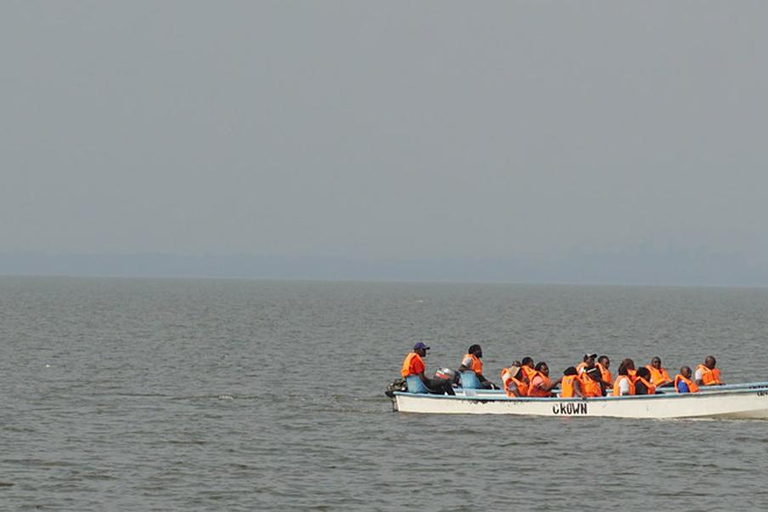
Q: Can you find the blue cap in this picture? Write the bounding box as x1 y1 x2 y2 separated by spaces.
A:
413 342 430 351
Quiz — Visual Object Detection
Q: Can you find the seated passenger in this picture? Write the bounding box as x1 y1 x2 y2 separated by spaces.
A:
596 355 612 387
634 367 656 395
528 362 561 397
581 366 605 397
675 366 700 393
695 355 724 386
622 358 637 379
576 354 597 375
501 365 529 397
613 360 636 396
645 356 673 387
520 357 537 383
400 342 455 395
560 366 584 398
458 344 496 389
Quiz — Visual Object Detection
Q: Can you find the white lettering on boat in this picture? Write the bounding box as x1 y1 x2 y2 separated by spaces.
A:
552 402 588 415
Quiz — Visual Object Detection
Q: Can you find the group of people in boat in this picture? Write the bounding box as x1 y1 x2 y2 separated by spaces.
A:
400 343 724 398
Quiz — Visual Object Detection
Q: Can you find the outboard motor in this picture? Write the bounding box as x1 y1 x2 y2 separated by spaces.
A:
385 377 406 397
435 367 460 388
385 377 407 411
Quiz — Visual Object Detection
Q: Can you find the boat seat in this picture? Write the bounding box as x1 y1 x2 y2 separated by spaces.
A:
459 371 482 389
405 375 431 394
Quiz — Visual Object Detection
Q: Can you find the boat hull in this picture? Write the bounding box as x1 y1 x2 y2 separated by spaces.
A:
393 387 768 419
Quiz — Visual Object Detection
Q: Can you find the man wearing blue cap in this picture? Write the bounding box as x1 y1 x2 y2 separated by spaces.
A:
400 342 455 395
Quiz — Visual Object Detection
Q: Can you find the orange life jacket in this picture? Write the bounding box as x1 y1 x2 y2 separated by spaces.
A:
512 377 529 397
561 375 579 398
675 374 700 393
462 353 483 374
501 368 513 391
597 362 612 385
634 376 656 395
696 364 722 385
576 362 588 374
400 352 425 378
613 375 636 396
528 371 553 397
646 365 672 386
581 375 603 397
501 369 529 397
522 365 537 383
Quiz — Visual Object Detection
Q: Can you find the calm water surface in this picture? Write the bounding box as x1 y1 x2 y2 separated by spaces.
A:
1 277 768 511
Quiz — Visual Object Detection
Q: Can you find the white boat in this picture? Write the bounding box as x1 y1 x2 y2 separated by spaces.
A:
392 385 768 419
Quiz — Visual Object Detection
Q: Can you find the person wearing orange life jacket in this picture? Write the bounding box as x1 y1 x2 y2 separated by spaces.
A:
458 344 496 389
501 364 529 397
560 367 585 398
622 358 637 379
633 366 656 395
528 362 561 397
581 366 605 397
645 356 673 388
576 354 597 376
596 355 612 387
400 342 455 395
520 357 537 384
695 355 724 386
613 360 636 396
675 366 700 393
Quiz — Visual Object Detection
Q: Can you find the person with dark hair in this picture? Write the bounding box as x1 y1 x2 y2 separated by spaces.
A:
458 344 495 389
400 342 455 395
634 366 656 395
577 354 597 375
646 356 673 387
695 355 724 386
582 366 605 397
521 357 536 383
560 366 584 398
622 358 637 378
528 361 560 397
613 359 636 396
675 366 700 393
597 355 612 386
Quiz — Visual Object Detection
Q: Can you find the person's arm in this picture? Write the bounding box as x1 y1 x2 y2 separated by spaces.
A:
458 356 473 373
694 368 704 386
412 358 429 385
573 379 585 398
544 377 562 392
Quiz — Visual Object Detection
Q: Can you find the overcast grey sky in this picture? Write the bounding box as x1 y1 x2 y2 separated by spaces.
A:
2 1 767 282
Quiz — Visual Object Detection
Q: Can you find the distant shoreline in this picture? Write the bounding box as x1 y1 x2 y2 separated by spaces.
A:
1 252 767 288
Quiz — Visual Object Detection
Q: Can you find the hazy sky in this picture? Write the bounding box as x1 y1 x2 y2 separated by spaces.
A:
2 2 767 277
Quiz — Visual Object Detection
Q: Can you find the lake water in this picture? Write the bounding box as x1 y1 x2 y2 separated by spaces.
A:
1 277 767 511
